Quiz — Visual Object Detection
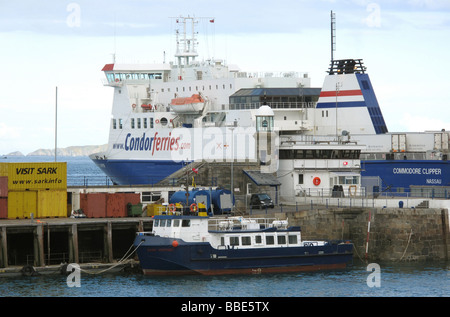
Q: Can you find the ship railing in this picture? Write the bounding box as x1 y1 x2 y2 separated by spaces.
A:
207 217 286 231
235 71 305 79
230 102 316 110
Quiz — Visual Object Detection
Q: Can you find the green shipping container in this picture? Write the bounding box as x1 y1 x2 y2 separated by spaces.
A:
127 203 143 217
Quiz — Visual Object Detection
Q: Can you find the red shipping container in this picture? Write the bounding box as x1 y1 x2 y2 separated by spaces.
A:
0 176 7 197
106 193 141 217
106 193 126 218
124 193 141 206
0 197 7 219
80 193 107 218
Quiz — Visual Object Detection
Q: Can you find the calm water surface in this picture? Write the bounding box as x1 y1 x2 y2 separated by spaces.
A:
0 262 448 297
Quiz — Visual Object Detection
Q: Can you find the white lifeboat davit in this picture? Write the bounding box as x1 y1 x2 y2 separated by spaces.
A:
170 94 205 113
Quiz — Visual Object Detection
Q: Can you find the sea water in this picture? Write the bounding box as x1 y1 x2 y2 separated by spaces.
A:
0 262 448 297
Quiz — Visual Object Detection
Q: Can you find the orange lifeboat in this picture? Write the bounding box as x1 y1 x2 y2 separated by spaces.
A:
170 94 205 113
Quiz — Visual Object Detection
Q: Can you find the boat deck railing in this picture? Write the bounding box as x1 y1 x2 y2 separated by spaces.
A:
229 101 316 110
208 217 288 232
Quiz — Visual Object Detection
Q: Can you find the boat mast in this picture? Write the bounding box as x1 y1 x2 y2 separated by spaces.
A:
174 15 199 66
330 10 336 64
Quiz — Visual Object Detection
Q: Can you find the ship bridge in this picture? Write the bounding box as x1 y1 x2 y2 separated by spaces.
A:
101 63 172 86
229 87 321 110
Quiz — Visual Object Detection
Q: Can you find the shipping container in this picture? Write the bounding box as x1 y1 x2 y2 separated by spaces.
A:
80 193 107 218
0 163 7 177
0 176 7 197
106 193 126 217
0 197 7 219
37 189 67 218
4 162 67 190
146 204 167 216
8 190 37 219
106 193 141 217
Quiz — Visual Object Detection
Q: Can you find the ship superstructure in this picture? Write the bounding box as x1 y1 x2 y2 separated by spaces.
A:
91 15 450 198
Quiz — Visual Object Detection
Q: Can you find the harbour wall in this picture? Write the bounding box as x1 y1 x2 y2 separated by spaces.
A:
272 207 449 262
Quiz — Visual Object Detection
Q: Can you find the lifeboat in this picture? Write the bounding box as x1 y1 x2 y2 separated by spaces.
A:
141 104 152 110
170 94 205 113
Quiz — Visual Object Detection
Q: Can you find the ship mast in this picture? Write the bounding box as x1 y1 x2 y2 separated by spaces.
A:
173 15 199 66
330 10 336 64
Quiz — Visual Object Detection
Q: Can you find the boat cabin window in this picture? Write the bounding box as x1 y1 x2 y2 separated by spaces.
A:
166 219 171 227
173 219 180 227
241 236 251 246
154 219 159 227
181 219 190 227
255 235 263 244
288 235 298 244
230 237 239 246
277 235 286 245
266 235 275 245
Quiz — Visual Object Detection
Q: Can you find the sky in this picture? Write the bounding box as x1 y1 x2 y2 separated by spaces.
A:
1 0 449 155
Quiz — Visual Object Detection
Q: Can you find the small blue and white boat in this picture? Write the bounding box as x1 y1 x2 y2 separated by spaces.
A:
134 214 353 275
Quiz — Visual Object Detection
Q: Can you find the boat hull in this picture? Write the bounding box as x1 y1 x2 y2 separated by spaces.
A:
134 236 353 276
90 156 186 185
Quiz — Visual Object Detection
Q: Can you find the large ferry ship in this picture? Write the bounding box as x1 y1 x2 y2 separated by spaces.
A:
91 16 450 197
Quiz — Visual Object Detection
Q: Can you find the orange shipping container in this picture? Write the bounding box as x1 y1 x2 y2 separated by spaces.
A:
80 193 107 218
0 197 7 219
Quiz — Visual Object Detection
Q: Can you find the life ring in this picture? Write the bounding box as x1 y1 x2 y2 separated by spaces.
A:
115 78 119 82
132 104 136 109
190 203 198 213
168 203 176 213
348 185 357 197
155 119 160 124
313 177 321 186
